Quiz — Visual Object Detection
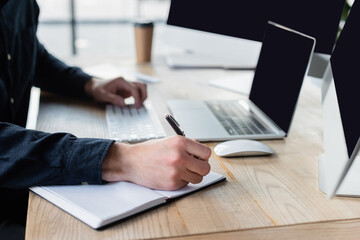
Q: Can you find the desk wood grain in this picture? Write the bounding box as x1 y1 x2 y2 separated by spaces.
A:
26 57 360 240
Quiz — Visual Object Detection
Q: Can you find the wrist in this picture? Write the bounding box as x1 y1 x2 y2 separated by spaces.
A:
102 142 132 182
84 77 99 98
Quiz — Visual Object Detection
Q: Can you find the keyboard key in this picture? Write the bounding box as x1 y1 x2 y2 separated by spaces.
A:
205 101 275 136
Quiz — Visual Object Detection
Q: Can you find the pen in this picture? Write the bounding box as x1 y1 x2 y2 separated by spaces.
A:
165 113 201 159
165 113 185 136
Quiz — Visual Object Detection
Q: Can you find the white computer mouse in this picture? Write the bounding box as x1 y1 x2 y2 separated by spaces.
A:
214 139 274 157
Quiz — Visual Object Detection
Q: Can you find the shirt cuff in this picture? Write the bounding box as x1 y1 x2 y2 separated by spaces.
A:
65 138 115 185
71 67 93 99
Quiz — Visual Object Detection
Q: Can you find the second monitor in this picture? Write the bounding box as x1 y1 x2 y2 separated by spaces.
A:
165 0 345 74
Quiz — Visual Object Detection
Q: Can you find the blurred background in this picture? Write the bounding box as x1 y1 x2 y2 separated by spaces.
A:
36 0 353 70
37 0 171 59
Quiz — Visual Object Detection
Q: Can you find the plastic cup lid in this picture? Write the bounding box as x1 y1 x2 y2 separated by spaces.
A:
134 19 154 28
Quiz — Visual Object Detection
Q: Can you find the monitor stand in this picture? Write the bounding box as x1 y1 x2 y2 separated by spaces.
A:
307 53 330 79
208 71 254 95
318 154 360 197
165 52 258 70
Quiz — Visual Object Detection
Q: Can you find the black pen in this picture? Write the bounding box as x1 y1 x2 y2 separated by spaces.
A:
165 113 202 159
165 113 185 136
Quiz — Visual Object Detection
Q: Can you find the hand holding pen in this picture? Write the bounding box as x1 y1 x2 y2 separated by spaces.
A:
165 113 208 160
103 114 211 191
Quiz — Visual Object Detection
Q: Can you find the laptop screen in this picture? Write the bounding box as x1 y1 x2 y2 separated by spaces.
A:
249 21 315 134
330 0 360 158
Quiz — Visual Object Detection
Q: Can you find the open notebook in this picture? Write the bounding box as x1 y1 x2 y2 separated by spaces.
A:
30 172 225 229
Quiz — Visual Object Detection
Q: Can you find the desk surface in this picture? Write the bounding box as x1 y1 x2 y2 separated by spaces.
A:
26 57 360 240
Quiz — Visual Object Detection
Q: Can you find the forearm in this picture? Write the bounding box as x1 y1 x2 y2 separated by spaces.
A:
0 122 114 188
33 41 92 99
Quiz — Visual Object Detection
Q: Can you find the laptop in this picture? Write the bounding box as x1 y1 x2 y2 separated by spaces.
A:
167 21 316 141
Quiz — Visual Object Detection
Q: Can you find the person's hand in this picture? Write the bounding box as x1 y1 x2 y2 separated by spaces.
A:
85 77 147 108
102 136 212 191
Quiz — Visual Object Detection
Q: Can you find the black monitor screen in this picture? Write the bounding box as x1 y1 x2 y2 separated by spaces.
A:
249 22 315 134
167 0 345 54
331 0 360 157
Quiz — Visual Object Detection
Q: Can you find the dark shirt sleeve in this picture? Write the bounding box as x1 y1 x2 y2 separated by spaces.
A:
33 39 92 99
0 122 114 189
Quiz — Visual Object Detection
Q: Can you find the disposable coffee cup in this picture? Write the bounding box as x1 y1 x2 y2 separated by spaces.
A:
134 20 154 64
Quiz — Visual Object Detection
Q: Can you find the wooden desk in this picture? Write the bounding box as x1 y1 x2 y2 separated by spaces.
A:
26 57 360 240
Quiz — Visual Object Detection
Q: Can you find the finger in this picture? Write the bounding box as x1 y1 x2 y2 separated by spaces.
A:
106 92 126 107
180 168 204 184
185 156 211 176
133 82 148 103
115 80 142 108
184 139 212 160
163 179 188 191
131 86 143 108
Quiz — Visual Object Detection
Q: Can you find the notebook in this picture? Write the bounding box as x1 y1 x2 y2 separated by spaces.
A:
167 21 315 141
30 172 225 229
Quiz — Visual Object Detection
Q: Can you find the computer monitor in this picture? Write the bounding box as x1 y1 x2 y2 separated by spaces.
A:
165 0 345 76
319 0 360 197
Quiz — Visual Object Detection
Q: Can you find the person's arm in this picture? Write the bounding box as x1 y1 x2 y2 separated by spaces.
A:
33 40 92 99
0 122 113 189
0 122 211 190
0 78 7 117
33 39 148 108
29 37 210 190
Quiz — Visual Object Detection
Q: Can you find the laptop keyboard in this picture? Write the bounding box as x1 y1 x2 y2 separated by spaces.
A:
106 102 166 142
205 101 274 135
